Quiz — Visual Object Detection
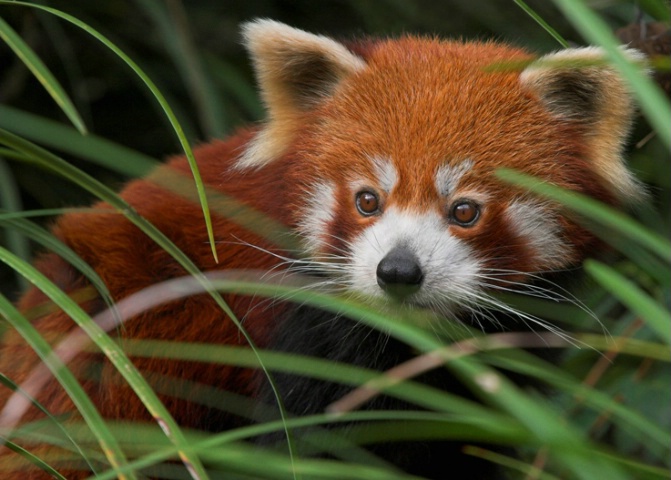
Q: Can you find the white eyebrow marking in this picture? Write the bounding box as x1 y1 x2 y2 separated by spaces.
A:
371 155 398 193
435 159 474 197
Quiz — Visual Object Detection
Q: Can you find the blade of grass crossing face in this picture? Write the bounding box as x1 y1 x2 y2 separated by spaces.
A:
0 1 217 261
0 17 86 134
549 0 671 148
585 259 671 343
0 292 131 479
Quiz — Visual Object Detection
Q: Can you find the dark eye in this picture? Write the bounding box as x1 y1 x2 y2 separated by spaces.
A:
450 200 480 226
356 191 380 216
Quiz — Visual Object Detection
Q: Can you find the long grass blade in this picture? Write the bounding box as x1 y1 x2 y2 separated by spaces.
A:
0 106 158 177
548 0 671 148
0 16 86 134
0 290 133 479
0 0 218 261
513 0 569 47
496 168 671 263
585 259 671 343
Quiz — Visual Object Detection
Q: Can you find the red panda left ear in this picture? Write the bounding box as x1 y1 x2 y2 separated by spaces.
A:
520 47 647 203
236 19 366 169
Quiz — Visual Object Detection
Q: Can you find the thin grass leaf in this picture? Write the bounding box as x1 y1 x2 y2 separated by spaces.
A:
0 1 218 261
0 159 30 290
0 17 86 134
585 259 671 343
0 437 68 480
0 213 118 315
0 291 132 479
0 106 158 177
107 274 632 479
0 128 298 476
513 0 569 48
549 0 671 148
496 168 671 263
0 374 95 477
136 0 229 137
91 411 526 480
0 246 210 480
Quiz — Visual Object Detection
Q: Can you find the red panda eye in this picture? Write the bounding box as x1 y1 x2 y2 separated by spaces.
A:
356 191 380 216
450 200 480 226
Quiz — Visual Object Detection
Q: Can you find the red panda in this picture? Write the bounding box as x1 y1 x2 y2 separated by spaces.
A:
0 19 644 479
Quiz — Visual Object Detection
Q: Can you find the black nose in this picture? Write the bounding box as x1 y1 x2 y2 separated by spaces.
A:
376 247 424 299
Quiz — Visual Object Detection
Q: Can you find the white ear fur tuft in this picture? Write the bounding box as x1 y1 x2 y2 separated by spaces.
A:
236 19 365 169
520 46 646 202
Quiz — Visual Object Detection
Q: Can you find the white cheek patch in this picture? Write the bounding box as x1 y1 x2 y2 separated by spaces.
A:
347 208 482 312
297 181 336 254
435 159 474 197
506 200 571 270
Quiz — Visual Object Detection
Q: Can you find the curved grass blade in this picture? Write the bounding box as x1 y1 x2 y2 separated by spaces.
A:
496 168 671 263
0 438 68 480
0 128 298 477
0 213 118 316
0 246 210 480
0 17 86 134
585 259 671 343
0 158 30 290
136 0 228 137
549 0 671 148
0 291 132 479
0 373 96 477
0 0 217 261
513 0 568 48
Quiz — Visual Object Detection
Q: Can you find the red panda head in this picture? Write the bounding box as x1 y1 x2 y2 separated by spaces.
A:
238 20 644 318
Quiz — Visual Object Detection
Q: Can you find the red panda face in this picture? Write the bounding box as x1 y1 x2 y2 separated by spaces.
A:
240 21 643 318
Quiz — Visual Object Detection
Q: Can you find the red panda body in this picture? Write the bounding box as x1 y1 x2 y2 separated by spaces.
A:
0 20 644 479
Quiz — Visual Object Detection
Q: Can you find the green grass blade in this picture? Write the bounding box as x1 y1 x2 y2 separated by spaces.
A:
0 158 30 290
0 106 158 177
0 1 217 261
135 0 229 137
0 437 68 480
496 168 671 263
0 17 86 134
0 213 118 315
513 0 569 48
549 0 671 148
0 128 299 477
0 373 97 476
0 245 209 479
585 259 671 343
0 291 133 479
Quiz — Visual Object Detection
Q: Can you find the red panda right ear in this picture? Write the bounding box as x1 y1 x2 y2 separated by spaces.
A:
236 19 366 169
519 47 647 203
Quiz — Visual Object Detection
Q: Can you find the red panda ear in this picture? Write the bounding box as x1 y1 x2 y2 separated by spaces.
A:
236 19 366 169
520 47 646 203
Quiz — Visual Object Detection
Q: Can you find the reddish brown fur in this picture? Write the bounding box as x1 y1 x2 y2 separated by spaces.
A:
1 31 632 478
